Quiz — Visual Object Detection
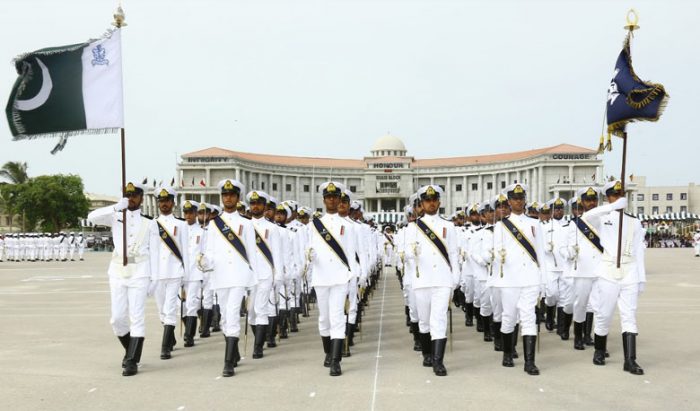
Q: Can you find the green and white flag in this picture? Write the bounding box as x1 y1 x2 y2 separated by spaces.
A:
5 29 124 153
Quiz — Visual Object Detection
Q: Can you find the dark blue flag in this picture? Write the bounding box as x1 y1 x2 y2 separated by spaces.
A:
606 35 668 137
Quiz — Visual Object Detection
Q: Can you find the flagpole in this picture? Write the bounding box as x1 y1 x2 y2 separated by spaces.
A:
616 132 627 268
615 11 638 269
114 6 128 266
121 127 128 266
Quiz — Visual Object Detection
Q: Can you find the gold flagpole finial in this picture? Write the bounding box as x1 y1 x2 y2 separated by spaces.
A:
113 4 127 28
624 9 639 31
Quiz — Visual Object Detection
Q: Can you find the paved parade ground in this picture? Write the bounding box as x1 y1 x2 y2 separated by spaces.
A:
0 249 698 411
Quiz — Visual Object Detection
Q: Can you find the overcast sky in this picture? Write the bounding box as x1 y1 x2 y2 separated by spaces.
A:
1 0 697 195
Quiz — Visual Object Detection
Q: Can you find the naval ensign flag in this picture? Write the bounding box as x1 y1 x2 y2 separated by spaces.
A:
5 29 124 153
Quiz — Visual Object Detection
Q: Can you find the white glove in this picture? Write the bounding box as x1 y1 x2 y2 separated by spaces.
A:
114 197 129 212
638 282 645 295
147 280 157 297
307 249 317 262
568 245 579 261
359 275 368 287
611 197 628 211
546 242 554 253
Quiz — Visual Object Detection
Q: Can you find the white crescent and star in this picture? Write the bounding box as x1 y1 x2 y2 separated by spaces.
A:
14 57 53 111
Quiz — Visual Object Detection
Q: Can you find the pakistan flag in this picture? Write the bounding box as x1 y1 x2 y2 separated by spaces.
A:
6 29 123 151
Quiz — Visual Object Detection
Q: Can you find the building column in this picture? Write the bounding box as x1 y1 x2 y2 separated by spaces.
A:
235 167 240 181
463 175 468 206
281 175 286 200
206 168 211 187
295 176 300 202
539 165 545 200
477 174 483 203
395 198 400 212
568 165 574 184
446 176 451 212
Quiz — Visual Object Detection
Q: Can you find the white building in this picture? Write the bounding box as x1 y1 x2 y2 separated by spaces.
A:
142 135 604 216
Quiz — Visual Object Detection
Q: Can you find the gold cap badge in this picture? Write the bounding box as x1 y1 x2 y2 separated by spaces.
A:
513 185 524 194
251 192 260 201
159 189 169 198
613 181 623 191
223 180 234 190
426 186 436 196
586 187 597 197
327 183 336 193
125 182 136 193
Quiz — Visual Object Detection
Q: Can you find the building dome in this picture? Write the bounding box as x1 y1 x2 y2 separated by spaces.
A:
370 134 407 157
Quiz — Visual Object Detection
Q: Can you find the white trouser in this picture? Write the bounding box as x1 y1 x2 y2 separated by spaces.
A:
315 284 348 339
69 247 75 260
347 277 358 324
78 247 85 259
406 285 419 323
695 244 700 256
414 286 451 339
59 246 67 260
566 277 595 323
544 270 564 306
269 283 280 318
248 278 272 326
490 286 503 322
477 281 492 317
184 280 202 317
109 276 149 337
155 278 181 326
591 278 639 336
202 278 214 309
557 277 574 311
500 286 539 336
464 275 475 305
286 279 299 309
217 286 246 338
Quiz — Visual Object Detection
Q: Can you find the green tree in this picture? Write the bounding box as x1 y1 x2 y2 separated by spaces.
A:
0 161 29 184
15 174 90 232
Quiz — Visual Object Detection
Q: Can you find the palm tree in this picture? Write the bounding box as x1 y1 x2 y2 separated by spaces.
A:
0 161 29 184
0 162 28 231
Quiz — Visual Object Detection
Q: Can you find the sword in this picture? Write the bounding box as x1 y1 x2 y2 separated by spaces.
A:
180 286 186 338
448 305 453 352
537 297 542 353
243 290 251 356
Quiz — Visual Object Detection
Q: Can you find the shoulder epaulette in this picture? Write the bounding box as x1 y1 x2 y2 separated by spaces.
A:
562 222 570 227
440 216 451 221
624 212 637 219
141 214 153 220
475 226 484 231
175 217 185 221
486 226 494 232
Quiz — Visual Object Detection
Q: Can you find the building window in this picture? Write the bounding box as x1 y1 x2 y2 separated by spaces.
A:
251 181 256 189
666 206 673 213
681 193 687 200
456 207 462 211
652 194 659 201
303 184 310 193
637 207 644 214
439 207 445 214
487 182 493 190
272 183 278 191
261 182 265 190
637 194 644 201
501 181 506 189
285 184 292 192
455 184 462 192
350 185 357 193
681 206 687 213
666 193 673 201
652 206 659 214
471 183 478 191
